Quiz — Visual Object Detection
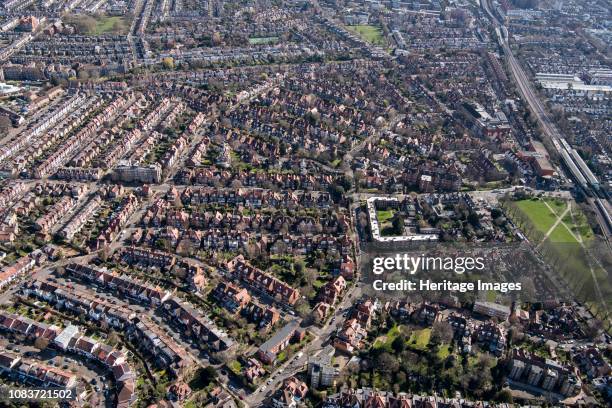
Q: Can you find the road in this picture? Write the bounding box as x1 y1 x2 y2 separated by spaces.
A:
245 284 362 406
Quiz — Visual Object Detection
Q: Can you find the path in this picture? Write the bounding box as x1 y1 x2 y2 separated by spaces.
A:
540 201 609 320
535 202 571 250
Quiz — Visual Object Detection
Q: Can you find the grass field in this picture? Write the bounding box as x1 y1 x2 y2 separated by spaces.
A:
376 209 397 236
376 209 394 224
374 326 441 354
437 344 452 360
346 25 386 46
546 198 566 215
92 16 129 35
514 198 593 244
515 199 558 235
408 328 431 350
507 197 609 329
248 36 279 45
373 325 401 350
548 223 577 243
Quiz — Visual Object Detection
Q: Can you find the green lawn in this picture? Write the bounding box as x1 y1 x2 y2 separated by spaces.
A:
408 328 431 350
376 209 394 224
248 37 279 45
313 279 326 289
485 290 497 302
515 198 594 244
92 16 129 35
548 223 577 243
509 198 608 325
567 205 595 242
346 25 386 46
515 199 558 234
377 209 397 237
228 360 242 375
545 198 566 215
437 344 452 360
373 325 401 350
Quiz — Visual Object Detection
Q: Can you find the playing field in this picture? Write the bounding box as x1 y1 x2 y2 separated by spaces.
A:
248 37 279 45
509 197 609 328
346 25 386 46
514 198 593 244
92 16 129 36
515 199 557 234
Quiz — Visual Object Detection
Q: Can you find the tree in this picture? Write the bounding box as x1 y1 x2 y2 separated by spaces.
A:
107 331 120 346
77 70 89 81
295 301 311 318
376 352 400 374
585 319 603 340
391 334 406 353
467 211 480 227
0 115 10 133
64 14 96 35
189 366 217 390
211 350 231 365
431 321 454 344
294 260 305 275
162 57 175 70
491 208 503 219
34 337 50 351
328 184 345 203
519 277 536 301
99 247 110 262
212 31 222 46
392 215 405 235
495 389 513 403
100 320 109 331
111 18 127 34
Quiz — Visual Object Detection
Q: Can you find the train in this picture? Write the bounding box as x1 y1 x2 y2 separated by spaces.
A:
595 199 612 233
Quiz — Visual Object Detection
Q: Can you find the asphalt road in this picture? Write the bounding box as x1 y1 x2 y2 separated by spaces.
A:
245 284 362 406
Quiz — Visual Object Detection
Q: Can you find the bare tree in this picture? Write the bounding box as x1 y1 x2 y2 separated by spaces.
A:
431 321 454 344
34 337 50 351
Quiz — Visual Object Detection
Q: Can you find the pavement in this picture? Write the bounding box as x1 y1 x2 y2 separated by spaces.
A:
245 284 362 406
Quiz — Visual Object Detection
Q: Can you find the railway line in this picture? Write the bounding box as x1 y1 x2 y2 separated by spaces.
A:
481 0 611 241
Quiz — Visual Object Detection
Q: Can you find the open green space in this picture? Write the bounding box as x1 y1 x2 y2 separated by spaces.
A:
345 25 386 46
566 205 595 242
437 343 452 360
505 197 609 328
376 209 394 224
545 198 566 215
514 199 558 234
514 198 594 244
377 209 398 237
227 360 242 375
248 37 279 45
548 223 577 243
373 325 401 350
92 16 128 35
64 14 130 36
408 328 431 350
374 326 446 356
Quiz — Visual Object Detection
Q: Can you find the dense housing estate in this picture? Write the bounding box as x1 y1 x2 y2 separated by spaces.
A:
0 0 609 406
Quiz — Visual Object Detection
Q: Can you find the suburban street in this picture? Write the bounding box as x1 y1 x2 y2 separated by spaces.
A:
245 283 362 406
